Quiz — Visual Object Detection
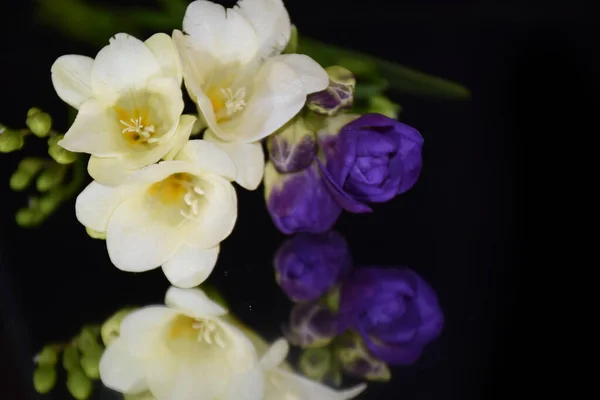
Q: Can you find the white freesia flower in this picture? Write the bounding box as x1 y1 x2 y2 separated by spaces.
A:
100 287 264 400
75 140 237 287
173 0 329 190
52 32 192 185
260 339 367 400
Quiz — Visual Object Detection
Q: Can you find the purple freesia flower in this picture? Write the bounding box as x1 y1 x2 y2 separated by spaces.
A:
264 161 342 234
337 267 444 365
318 113 424 212
274 231 352 302
282 301 338 348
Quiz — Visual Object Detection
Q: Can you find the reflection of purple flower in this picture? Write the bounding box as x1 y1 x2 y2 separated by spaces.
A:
283 302 338 348
319 114 424 212
337 267 444 365
264 162 341 235
274 231 351 302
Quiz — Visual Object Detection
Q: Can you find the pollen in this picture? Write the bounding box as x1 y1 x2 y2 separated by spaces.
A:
147 173 194 205
114 106 158 145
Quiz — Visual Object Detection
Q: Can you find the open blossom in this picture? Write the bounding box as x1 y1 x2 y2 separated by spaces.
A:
100 287 263 400
52 33 191 185
75 140 237 288
173 0 329 190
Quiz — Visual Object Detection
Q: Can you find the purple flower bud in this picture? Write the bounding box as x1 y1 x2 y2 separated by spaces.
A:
337 267 444 365
318 114 424 211
267 117 317 174
264 161 342 235
307 66 356 116
335 331 391 381
274 231 352 302
282 301 338 348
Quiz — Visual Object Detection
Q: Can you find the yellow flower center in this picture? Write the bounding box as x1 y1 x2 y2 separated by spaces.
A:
114 106 158 145
207 86 247 123
146 173 206 223
168 314 226 347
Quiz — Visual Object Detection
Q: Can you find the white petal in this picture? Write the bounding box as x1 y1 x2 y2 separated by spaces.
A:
271 54 329 94
144 33 182 83
259 338 289 370
51 55 94 109
87 156 136 186
172 30 214 86
92 33 162 104
161 245 219 288
119 306 178 358
75 181 141 232
223 364 265 400
182 1 258 64
99 338 148 394
203 131 264 189
106 196 184 272
235 0 291 59
175 139 236 180
126 160 203 186
59 99 126 156
162 114 198 161
165 287 227 318
216 60 305 143
267 369 367 400
183 173 237 249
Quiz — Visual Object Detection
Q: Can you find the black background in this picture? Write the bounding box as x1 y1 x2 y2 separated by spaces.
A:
0 0 590 398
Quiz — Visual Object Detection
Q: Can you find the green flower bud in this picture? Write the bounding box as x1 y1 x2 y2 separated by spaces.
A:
306 66 356 116
367 95 402 119
335 331 391 381
86 227 106 240
67 368 93 400
101 308 136 346
76 326 102 355
35 344 60 366
15 208 42 228
299 347 333 382
36 164 67 192
38 193 62 215
0 125 24 153
33 365 57 394
80 346 102 380
26 108 52 138
10 158 45 191
62 346 80 372
48 134 77 164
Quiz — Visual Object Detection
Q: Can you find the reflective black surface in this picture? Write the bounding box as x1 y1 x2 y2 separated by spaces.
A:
2 0 589 398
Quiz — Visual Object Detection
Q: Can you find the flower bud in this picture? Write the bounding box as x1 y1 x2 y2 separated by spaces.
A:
85 227 106 240
282 301 337 348
38 193 62 215
298 347 333 382
80 346 102 379
76 325 101 354
306 66 355 116
267 117 317 174
67 368 93 400
0 125 24 153
62 346 80 372
10 158 45 191
335 332 391 381
36 164 67 192
49 134 77 164
367 95 402 119
26 108 52 138
35 344 60 366
15 208 42 228
33 365 57 394
101 308 136 346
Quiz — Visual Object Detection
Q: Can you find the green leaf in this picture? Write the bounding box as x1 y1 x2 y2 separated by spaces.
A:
298 36 471 100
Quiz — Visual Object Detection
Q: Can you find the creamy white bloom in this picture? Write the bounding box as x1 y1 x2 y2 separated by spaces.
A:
75 140 237 287
100 287 264 400
173 0 329 190
52 33 191 185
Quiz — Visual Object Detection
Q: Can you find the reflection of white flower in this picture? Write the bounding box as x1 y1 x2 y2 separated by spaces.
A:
174 0 329 190
260 339 367 400
100 287 264 400
75 140 237 287
52 33 191 185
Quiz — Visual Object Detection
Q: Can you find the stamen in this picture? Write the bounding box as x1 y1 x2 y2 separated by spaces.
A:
120 116 157 143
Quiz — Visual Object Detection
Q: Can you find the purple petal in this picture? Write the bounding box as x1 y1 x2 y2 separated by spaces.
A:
316 157 373 213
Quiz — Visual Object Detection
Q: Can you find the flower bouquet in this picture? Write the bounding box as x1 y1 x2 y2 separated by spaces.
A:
1 0 466 399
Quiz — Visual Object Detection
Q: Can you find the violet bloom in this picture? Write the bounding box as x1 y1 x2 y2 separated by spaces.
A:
337 267 444 365
318 113 424 212
274 231 352 302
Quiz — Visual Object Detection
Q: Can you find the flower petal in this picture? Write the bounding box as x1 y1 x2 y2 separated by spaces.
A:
182 0 258 64
266 368 366 400
99 337 148 394
92 33 162 104
119 306 179 358
59 99 126 156
259 338 289 370
161 245 219 288
144 33 182 83
203 131 264 189
174 139 236 181
270 54 329 94
235 0 291 60
51 55 94 109
165 287 227 318
106 196 184 272
184 173 237 249
163 114 198 161
217 60 305 143
75 181 141 232
87 156 137 186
